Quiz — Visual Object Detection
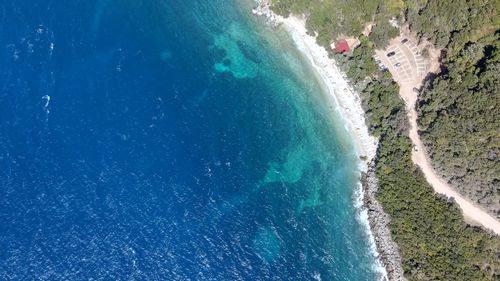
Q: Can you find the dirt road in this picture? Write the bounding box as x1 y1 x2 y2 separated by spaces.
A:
375 37 500 235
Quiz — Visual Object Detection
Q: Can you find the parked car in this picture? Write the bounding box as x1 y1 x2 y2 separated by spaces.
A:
401 38 408 43
394 62 401 67
387 51 396 57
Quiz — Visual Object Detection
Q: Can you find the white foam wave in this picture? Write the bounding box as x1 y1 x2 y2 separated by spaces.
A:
353 181 388 280
42 95 51 108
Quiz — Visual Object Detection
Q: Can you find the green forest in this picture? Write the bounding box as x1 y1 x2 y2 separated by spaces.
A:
360 67 500 281
270 0 403 46
414 0 500 218
270 0 500 280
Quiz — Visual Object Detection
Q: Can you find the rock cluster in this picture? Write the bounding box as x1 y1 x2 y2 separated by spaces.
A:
252 0 283 27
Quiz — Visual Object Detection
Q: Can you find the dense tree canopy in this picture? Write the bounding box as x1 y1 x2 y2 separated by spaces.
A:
361 79 500 281
270 0 401 46
414 1 500 217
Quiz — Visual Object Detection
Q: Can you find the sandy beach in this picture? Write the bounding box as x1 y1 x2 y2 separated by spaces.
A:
281 16 379 168
252 2 377 169
253 2 398 280
279 16 394 280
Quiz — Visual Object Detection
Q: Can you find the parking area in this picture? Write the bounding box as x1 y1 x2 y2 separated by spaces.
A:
374 38 429 85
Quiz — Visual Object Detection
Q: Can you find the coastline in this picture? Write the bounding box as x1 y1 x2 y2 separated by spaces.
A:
252 1 403 280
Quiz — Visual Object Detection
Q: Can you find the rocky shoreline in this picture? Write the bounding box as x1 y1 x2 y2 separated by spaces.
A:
251 0 282 27
362 161 405 281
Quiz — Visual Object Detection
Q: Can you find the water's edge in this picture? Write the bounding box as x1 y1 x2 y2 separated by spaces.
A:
251 1 404 280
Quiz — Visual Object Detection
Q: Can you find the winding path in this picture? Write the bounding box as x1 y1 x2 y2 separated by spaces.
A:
375 37 500 235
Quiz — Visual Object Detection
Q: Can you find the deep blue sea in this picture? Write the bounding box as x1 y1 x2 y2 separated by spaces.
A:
0 0 381 279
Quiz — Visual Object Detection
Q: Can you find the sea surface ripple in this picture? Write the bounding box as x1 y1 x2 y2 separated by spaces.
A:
0 0 380 280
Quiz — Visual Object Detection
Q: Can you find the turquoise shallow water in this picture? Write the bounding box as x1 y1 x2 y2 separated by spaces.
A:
0 0 381 279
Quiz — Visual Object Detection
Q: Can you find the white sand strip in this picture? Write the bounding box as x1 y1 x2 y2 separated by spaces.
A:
281 16 378 171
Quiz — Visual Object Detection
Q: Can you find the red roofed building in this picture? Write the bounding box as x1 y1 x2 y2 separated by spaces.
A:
334 39 350 54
